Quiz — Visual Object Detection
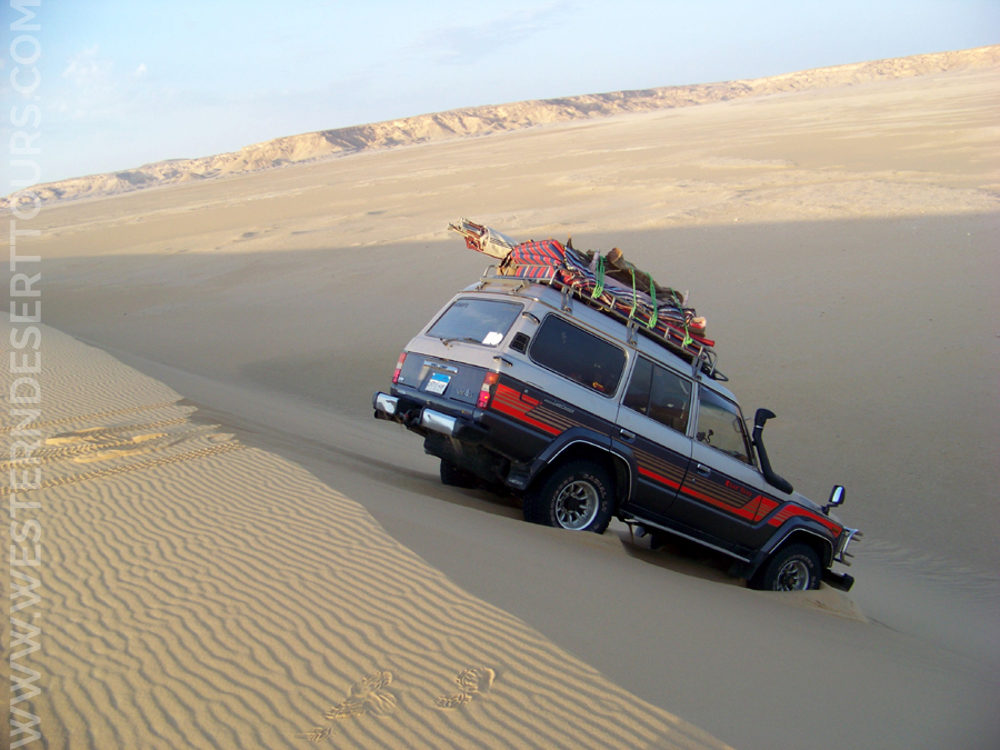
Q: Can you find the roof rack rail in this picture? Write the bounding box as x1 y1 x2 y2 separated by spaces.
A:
477 265 727 381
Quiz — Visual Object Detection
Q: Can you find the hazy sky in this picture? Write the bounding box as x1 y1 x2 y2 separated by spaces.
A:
2 0 998 195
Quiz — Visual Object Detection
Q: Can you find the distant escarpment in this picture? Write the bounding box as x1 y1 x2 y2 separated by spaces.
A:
4 45 997 208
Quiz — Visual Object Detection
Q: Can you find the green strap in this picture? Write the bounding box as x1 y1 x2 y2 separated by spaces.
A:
681 324 693 348
591 255 605 299
629 268 638 319
646 273 658 329
597 257 659 332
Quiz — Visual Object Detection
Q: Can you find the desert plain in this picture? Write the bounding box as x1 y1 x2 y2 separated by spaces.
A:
3 50 999 749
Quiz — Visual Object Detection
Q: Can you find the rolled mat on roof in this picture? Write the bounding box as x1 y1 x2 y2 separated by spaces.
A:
449 219 719 373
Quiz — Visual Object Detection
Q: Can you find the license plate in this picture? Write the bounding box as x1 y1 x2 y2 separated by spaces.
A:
425 372 451 395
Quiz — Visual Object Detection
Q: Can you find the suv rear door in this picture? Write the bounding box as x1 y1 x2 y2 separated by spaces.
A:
395 295 525 414
615 356 694 522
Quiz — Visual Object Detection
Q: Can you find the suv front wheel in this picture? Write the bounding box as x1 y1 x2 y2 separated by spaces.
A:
752 544 821 591
524 461 613 533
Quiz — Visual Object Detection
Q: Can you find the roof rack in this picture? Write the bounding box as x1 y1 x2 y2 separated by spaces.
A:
477 264 727 382
451 219 726 381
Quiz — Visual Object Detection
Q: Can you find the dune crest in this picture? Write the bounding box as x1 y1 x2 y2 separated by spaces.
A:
3 45 997 208
3 321 736 749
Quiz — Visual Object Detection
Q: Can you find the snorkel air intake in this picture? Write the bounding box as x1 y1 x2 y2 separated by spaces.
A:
751 409 794 495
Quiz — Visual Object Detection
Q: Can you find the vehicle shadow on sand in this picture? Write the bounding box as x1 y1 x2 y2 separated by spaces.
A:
612 527 742 585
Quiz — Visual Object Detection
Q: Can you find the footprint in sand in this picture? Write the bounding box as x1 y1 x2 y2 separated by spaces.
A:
296 726 333 743
39 425 170 463
297 667 496 742
35 417 222 467
297 670 396 743
324 669 396 720
434 666 496 709
70 432 168 463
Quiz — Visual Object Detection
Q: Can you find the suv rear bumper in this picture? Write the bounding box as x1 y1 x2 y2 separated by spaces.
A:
374 392 402 418
373 391 486 441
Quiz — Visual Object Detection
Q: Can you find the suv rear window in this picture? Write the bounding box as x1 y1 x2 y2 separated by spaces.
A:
427 298 522 347
529 315 625 396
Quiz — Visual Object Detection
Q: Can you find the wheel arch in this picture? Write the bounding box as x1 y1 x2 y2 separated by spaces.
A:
746 526 835 582
529 438 631 511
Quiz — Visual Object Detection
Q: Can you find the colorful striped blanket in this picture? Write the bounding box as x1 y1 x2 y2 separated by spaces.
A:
449 219 717 370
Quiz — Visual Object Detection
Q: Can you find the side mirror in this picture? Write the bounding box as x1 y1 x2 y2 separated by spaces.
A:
823 485 846 515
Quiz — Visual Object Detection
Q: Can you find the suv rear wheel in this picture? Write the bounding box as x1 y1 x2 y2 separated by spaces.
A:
524 461 613 533
752 544 821 591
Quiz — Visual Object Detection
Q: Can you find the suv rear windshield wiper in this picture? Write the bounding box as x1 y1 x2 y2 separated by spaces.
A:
439 336 486 347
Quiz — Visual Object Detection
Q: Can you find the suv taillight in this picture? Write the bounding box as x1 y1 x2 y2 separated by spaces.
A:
391 352 407 384
477 372 500 408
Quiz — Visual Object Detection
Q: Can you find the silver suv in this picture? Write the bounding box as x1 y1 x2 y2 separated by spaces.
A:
374 266 859 591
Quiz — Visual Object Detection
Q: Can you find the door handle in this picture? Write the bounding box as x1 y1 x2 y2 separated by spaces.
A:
619 428 636 442
695 463 711 477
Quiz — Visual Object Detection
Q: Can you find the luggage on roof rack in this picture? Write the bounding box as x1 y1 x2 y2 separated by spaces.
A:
449 218 725 380
448 218 518 259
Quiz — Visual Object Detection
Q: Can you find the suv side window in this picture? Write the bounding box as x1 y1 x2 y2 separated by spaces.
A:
623 357 692 434
529 315 625 396
696 388 752 463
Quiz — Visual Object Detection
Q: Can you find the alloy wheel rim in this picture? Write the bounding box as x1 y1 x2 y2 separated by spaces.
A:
554 480 599 530
776 559 811 591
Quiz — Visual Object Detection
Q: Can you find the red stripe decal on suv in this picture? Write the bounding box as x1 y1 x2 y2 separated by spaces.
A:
767 504 842 535
679 484 762 521
491 384 561 436
637 465 682 490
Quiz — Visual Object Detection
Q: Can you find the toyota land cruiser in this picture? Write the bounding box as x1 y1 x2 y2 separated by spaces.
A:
373 269 859 591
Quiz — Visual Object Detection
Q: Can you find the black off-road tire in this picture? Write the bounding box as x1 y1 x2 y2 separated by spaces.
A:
439 460 479 489
751 543 822 591
524 461 613 534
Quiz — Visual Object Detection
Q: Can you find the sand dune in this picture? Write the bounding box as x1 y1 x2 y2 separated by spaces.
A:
4 322 732 749
4 51 999 749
